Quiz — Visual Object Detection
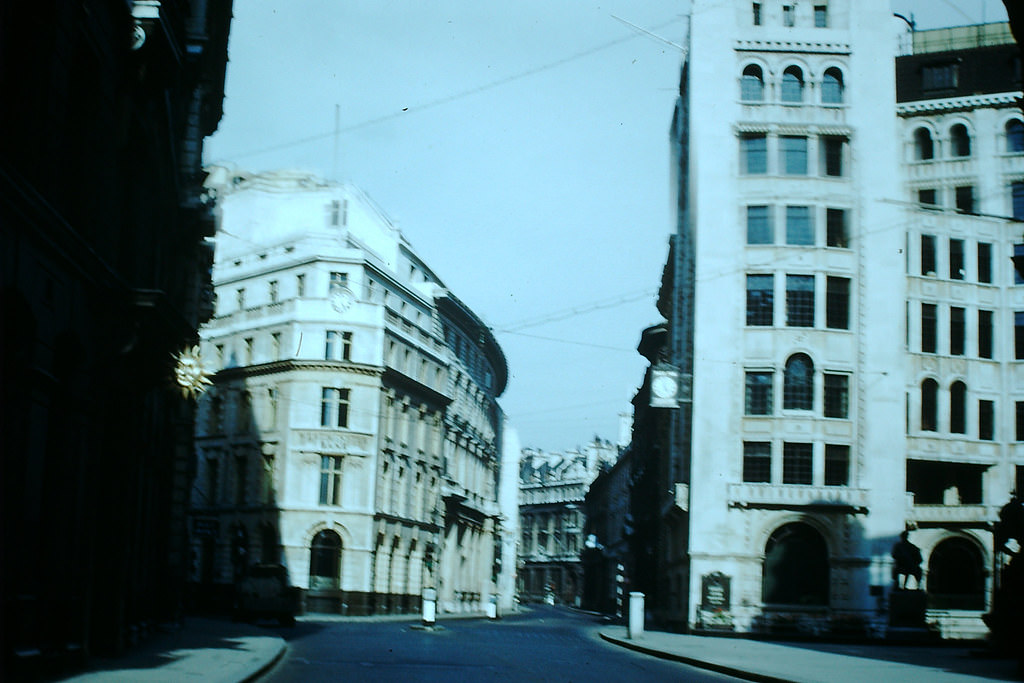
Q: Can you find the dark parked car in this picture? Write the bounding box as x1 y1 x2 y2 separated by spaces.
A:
234 564 300 626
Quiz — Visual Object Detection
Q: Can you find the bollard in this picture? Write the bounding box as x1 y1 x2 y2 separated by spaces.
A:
628 592 645 639
422 587 437 627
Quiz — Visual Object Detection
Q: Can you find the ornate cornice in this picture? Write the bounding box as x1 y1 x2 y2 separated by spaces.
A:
735 39 850 55
897 91 1022 116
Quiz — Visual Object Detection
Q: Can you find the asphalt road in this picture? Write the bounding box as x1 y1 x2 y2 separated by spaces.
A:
262 605 740 682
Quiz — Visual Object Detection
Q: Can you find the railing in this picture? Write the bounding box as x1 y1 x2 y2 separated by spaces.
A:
727 483 869 510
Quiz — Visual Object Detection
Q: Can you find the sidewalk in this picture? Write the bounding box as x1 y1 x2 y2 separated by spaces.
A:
599 626 1021 683
52 611 493 683
57 618 286 683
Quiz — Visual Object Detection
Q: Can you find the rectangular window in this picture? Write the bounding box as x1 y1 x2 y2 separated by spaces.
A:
271 332 281 360
752 2 762 25
1012 180 1024 220
741 134 768 174
743 442 771 483
949 239 964 279
814 5 828 28
783 4 795 27
979 309 993 359
783 442 812 485
922 63 958 90
269 280 279 303
955 186 975 214
235 455 247 505
745 371 773 415
747 205 773 244
918 189 938 208
236 288 246 311
206 458 219 504
244 337 254 365
821 136 846 176
329 272 348 291
978 243 992 283
824 445 849 486
326 330 353 361
319 455 344 505
780 136 808 175
921 303 938 353
785 206 814 245
746 274 774 326
1016 311 1024 359
824 373 849 418
826 208 848 248
1015 244 1024 285
950 306 965 356
786 274 815 327
320 387 351 428
826 276 850 330
1017 402 1024 441
979 400 995 440
921 235 936 275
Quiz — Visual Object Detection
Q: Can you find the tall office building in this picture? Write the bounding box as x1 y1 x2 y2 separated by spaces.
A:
645 2 1022 637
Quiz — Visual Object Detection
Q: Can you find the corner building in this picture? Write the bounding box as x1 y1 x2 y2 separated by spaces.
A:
189 169 509 615
655 2 1024 638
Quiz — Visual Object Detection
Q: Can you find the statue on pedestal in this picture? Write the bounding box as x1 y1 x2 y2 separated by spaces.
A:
891 530 923 590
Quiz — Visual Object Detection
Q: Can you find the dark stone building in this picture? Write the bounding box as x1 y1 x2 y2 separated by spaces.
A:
1 1 232 675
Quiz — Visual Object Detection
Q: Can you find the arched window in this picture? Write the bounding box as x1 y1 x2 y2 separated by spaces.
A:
783 354 813 410
914 127 934 160
821 67 844 104
950 381 967 434
741 64 765 101
1007 119 1024 153
927 537 985 609
763 523 829 606
949 124 971 157
921 378 938 431
781 66 804 103
309 529 342 590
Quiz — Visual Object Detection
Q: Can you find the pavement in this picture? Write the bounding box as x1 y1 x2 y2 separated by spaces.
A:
45 614 1023 683
599 626 1023 683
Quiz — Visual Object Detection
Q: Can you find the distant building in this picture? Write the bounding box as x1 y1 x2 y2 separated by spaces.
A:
189 168 510 615
625 2 1024 639
518 439 618 605
1 1 232 670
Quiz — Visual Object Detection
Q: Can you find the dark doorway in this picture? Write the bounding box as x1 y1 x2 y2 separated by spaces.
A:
763 522 829 606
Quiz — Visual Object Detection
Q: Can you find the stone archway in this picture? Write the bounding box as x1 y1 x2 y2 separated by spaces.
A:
927 536 985 610
762 522 829 606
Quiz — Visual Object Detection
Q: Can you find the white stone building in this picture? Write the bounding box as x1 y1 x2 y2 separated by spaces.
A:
656 1 1023 637
188 168 511 615
518 439 619 605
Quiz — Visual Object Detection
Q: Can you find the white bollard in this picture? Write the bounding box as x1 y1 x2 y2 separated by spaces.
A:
486 593 498 619
628 592 645 639
422 587 437 626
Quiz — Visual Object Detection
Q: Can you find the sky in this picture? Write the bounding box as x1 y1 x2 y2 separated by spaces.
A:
204 0 1010 452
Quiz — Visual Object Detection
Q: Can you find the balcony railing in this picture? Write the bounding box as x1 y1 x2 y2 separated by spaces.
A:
727 483 869 511
907 504 992 524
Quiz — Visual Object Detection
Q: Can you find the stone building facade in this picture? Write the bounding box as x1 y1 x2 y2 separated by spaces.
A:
518 439 618 605
623 2 1024 638
189 168 510 615
1 1 232 670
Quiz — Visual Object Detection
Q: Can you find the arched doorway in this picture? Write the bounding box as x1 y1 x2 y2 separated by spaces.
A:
927 537 985 610
763 522 829 606
309 530 342 591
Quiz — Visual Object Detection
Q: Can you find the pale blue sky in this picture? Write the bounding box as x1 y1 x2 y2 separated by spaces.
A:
205 0 1009 451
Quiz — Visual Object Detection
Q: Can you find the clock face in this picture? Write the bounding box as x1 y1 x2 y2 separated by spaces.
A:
330 287 355 312
652 375 678 399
